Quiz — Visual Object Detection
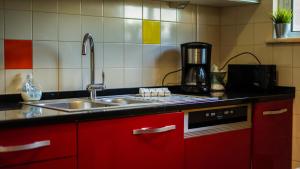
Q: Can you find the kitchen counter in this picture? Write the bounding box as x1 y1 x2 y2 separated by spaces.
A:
0 86 295 128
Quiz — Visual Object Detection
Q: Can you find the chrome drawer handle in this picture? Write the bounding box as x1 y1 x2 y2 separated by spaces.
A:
0 140 51 153
263 108 288 116
133 125 176 135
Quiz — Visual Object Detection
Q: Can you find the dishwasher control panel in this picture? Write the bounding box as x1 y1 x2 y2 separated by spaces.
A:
188 106 248 129
183 104 251 138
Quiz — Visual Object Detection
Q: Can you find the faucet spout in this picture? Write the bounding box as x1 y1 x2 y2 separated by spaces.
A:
82 33 105 100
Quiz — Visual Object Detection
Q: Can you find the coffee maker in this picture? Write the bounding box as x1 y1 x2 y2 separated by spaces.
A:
181 42 212 93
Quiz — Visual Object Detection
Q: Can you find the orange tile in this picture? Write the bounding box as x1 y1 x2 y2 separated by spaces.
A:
4 40 33 69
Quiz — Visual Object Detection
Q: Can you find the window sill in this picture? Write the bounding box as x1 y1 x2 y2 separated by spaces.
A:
266 37 300 44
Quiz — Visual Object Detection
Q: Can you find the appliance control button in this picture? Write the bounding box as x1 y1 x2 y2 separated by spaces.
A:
224 111 229 115
211 112 216 116
205 113 210 117
230 110 234 114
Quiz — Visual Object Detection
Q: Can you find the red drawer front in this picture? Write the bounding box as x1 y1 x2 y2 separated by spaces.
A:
253 99 293 169
79 112 184 169
185 129 251 169
0 123 77 168
6 157 76 169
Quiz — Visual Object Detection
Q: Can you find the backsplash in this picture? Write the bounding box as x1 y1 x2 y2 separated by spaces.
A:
0 0 220 94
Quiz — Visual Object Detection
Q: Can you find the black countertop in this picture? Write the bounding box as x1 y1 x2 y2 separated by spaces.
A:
0 86 295 129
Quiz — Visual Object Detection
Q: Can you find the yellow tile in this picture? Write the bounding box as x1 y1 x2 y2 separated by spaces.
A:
142 20 160 44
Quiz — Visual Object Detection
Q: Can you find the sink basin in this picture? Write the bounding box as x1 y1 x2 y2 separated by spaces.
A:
26 99 113 112
95 98 151 105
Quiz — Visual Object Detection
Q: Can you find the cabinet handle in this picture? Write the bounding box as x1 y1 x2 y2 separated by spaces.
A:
133 125 176 135
0 140 51 153
263 108 288 116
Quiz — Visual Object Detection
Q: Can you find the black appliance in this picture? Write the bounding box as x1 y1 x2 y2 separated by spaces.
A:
226 64 277 91
181 42 212 93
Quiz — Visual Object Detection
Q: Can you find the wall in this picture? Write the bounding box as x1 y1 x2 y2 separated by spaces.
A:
0 0 220 94
219 0 300 168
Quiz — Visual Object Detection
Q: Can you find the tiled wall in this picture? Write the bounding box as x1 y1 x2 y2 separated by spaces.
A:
219 0 299 168
0 0 220 94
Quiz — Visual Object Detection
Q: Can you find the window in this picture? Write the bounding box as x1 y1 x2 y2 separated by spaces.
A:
292 0 300 31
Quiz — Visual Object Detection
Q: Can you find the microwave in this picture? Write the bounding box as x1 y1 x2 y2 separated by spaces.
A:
226 64 277 91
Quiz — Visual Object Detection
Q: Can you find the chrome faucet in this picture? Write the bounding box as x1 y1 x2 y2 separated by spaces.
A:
82 33 105 100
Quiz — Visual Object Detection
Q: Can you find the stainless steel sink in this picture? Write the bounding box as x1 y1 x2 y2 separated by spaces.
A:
95 98 151 105
25 99 113 112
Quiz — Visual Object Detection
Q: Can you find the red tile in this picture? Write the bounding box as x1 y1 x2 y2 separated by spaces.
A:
4 40 33 69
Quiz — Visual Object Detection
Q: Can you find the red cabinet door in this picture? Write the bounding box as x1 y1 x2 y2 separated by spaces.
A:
0 123 77 168
6 157 76 169
253 99 293 169
185 129 251 169
78 112 184 169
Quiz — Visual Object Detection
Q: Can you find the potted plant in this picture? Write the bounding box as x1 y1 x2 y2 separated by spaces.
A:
272 8 293 38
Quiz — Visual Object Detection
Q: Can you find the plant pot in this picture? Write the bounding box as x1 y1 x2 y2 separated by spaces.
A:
274 23 291 38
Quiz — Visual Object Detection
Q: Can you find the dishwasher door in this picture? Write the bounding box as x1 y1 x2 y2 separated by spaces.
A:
184 104 252 169
184 128 251 169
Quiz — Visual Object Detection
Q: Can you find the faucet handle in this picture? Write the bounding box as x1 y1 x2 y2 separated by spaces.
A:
101 71 105 84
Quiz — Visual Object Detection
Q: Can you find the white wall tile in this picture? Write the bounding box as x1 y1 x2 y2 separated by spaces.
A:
5 10 32 40
161 22 177 45
82 68 103 89
198 25 219 46
254 45 273 64
197 6 219 26
236 24 254 45
237 5 255 24
293 44 300 68
124 0 142 19
82 0 102 16
5 0 32 10
0 10 3 39
58 0 81 14
103 17 124 43
160 45 180 67
177 4 195 23
59 42 81 68
161 2 176 22
177 23 194 44
103 0 123 17
0 0 3 8
0 40 3 69
273 45 293 67
33 69 58 92
143 0 160 20
142 44 161 68
33 41 59 69
294 115 300 138
293 68 300 90
124 19 142 43
103 43 123 67
254 0 273 23
33 12 58 40
5 69 32 94
59 69 82 91
82 16 103 42
124 44 142 68
59 14 81 41
142 68 160 86
220 7 237 25
103 68 124 88
277 66 293 86
82 43 103 68
254 22 273 45
221 25 237 46
0 70 4 94
33 0 58 12
124 68 141 87
160 66 180 85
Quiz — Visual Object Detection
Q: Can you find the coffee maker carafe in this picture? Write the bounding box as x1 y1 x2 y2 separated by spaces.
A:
181 42 211 93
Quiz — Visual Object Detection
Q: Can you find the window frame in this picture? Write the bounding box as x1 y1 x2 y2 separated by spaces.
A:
289 0 300 36
291 0 300 32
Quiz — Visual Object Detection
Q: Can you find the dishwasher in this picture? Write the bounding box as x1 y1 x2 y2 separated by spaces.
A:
183 104 252 169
